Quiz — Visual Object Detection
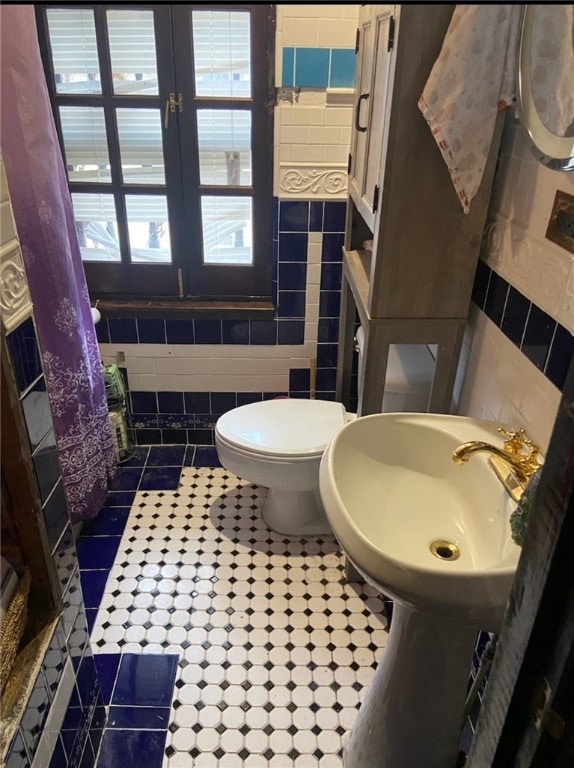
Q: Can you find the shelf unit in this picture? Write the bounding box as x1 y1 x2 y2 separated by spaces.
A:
337 5 503 417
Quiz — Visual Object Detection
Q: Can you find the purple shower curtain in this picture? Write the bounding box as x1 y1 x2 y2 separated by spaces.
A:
1 5 117 522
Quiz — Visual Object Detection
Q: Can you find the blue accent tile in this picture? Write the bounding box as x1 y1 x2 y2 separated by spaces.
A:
329 48 356 88
282 46 295 87
279 262 307 290
471 260 491 309
112 654 178 707
80 570 110 609
76 651 100 709
118 446 149 467
194 318 222 344
317 343 338 368
113 466 143 491
96 318 110 344
321 232 344 262
86 609 98 635
272 196 279 240
545 324 573 391
278 291 306 318
484 272 509 326
521 304 556 371
184 392 210 413
131 413 159 430
278 232 308 261
107 706 171 730
193 446 222 467
48 736 67 768
187 429 213 445
43 481 68 552
130 391 157 414
136 318 166 344
157 414 195 429
135 429 161 446
236 392 263 406
184 446 196 466
222 319 250 344
250 320 277 344
295 47 329 87
108 318 137 344
102 490 136 507
165 318 194 344
319 290 341 318
323 201 347 232
501 287 530 346
263 392 288 400
139 466 181 490
94 654 122 705
96 729 167 768
211 392 237 414
289 368 310 392
315 390 336 401
33 438 60 504
6 317 42 394
157 391 184 414
309 201 324 231
22 377 50 451
277 320 305 345
161 429 188 445
318 318 340 343
147 445 186 465
82 507 130 537
316 368 337 391
320 261 343 291
279 201 309 232
76 537 122 570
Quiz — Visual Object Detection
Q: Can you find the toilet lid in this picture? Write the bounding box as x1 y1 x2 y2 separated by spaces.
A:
215 399 347 457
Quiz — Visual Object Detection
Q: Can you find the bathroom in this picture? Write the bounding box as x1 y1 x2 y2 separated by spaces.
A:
1 4 573 768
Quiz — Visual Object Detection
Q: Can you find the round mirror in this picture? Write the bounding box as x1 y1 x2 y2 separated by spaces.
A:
517 5 574 171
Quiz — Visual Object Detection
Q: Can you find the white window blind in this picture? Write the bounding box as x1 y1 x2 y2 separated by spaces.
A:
106 10 158 95
46 8 101 92
192 11 251 98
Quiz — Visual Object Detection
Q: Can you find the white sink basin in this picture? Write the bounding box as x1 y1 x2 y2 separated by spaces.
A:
320 412 521 631
319 412 524 768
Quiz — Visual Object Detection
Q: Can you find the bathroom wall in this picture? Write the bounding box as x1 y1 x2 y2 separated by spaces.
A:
1 159 104 768
95 5 572 457
456 112 574 454
97 4 359 446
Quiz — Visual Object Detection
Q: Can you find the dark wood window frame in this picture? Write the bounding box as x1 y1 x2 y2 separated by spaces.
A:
35 3 275 308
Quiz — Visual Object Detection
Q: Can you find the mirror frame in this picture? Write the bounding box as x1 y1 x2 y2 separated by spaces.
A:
517 5 574 171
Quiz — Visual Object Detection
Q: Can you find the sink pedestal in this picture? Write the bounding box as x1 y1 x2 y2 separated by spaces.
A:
344 601 477 768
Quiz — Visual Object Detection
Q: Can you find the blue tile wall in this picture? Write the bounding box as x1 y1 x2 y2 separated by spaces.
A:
98 198 346 445
4 315 104 768
281 47 355 88
472 262 573 392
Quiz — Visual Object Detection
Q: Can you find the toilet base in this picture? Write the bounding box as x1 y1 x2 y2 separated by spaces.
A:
262 488 332 536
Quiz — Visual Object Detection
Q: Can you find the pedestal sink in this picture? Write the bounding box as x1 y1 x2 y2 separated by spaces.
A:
319 413 522 768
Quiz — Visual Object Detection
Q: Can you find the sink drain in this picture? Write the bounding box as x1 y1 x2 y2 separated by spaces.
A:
430 540 460 561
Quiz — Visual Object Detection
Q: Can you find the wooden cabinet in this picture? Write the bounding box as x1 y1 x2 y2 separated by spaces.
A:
337 4 503 416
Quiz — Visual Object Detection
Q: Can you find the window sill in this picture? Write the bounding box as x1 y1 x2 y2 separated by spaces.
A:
93 298 277 320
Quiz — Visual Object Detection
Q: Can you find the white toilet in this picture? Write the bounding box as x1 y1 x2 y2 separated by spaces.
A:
215 398 350 535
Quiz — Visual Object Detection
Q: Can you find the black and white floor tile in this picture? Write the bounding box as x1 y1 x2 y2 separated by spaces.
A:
90 467 389 767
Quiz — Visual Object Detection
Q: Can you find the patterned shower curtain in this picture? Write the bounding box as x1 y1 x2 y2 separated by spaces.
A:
1 5 117 522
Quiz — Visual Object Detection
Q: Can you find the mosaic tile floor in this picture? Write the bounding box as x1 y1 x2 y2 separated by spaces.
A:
90 466 389 767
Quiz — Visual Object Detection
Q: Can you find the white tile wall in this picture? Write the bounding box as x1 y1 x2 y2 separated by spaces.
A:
457 112 571 453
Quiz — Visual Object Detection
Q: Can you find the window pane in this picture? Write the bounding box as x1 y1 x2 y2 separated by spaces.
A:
201 197 252 265
197 110 251 186
71 193 120 262
125 196 171 264
47 9 101 94
193 11 251 98
107 10 158 95
117 109 165 184
59 107 110 183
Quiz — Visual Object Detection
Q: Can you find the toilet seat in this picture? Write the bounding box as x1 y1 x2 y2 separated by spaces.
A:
215 399 347 459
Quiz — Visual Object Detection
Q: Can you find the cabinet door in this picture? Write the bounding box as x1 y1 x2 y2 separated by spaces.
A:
348 5 395 232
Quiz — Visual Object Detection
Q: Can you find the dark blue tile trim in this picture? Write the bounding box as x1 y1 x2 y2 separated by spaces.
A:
472 261 573 392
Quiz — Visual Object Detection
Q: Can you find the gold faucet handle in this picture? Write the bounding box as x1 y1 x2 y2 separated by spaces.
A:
498 427 528 456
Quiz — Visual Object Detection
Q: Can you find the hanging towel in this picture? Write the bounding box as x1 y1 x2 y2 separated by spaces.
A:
418 5 522 214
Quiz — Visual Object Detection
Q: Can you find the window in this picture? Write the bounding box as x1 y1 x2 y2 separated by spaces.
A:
35 4 275 302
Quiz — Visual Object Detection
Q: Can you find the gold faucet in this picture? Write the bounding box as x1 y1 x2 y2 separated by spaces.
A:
452 428 541 502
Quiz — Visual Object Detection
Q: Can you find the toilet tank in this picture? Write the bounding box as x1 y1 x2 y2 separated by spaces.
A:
355 326 435 413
